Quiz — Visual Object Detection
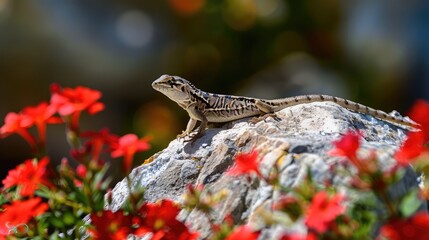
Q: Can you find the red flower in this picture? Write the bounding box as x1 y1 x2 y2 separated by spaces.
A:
329 131 377 173
329 131 361 160
394 100 429 164
305 191 345 233
76 164 87 178
1 102 62 149
0 112 36 147
111 134 150 173
226 150 261 177
0 197 48 236
135 199 198 240
408 100 429 141
280 233 316 240
225 225 260 240
22 102 63 145
50 83 104 131
81 128 119 162
90 210 132 240
2 157 51 196
50 84 104 116
379 212 429 240
395 131 427 165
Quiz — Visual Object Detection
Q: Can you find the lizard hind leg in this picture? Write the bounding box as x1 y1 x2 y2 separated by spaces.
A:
250 100 280 124
255 100 275 113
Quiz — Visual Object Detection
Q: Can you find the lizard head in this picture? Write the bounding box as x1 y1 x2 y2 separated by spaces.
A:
152 75 195 104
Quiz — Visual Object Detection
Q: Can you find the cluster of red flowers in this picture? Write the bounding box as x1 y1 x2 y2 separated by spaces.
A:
2 157 51 197
220 99 429 239
380 212 429 240
90 200 198 240
1 82 429 239
380 100 429 239
223 149 346 239
326 100 429 239
0 84 150 171
0 102 62 150
0 197 49 237
395 100 429 164
0 84 152 239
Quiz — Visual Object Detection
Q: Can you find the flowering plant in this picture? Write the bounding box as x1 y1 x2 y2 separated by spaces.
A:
0 84 197 239
1 84 429 240
181 99 429 240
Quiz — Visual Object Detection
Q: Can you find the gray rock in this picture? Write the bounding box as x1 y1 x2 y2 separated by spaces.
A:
108 102 425 239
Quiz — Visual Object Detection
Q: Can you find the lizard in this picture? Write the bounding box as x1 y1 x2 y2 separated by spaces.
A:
152 74 417 141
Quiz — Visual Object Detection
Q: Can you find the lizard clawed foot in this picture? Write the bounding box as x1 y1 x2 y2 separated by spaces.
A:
177 131 202 142
249 113 279 124
177 131 189 139
183 132 203 142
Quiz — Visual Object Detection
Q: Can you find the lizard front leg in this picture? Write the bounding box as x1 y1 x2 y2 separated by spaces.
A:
177 118 198 138
184 105 208 142
177 103 208 142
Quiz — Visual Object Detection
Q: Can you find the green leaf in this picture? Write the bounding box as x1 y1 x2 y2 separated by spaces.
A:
0 193 8 207
62 211 76 226
49 216 65 228
48 231 60 240
399 189 422 217
35 185 52 199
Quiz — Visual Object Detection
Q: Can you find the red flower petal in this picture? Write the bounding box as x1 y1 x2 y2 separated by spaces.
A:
227 150 261 177
58 104 76 116
49 84 104 116
225 225 260 240
379 212 429 240
135 200 198 240
329 131 361 160
89 210 132 240
80 128 118 162
408 100 429 141
0 197 48 235
395 131 426 165
88 102 105 115
305 191 345 233
1 157 51 197
76 164 87 178
110 134 150 172
0 112 33 137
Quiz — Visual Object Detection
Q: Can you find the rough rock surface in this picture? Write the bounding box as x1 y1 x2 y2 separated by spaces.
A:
108 102 425 239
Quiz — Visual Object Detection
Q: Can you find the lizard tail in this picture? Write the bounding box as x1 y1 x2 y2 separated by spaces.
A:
267 94 418 128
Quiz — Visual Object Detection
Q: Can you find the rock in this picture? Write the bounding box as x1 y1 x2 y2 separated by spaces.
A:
108 102 425 239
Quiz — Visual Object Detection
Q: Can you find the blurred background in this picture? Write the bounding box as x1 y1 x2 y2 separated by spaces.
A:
1 0 428 181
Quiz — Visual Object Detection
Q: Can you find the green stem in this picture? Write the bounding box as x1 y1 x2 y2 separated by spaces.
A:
378 189 397 217
66 128 81 150
126 175 137 212
51 191 91 213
